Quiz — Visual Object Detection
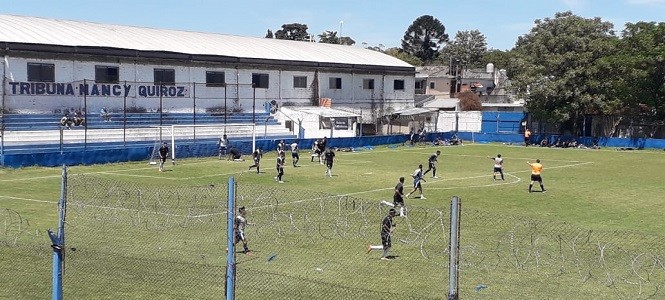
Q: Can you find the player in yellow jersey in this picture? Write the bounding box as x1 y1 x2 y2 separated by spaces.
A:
526 159 546 193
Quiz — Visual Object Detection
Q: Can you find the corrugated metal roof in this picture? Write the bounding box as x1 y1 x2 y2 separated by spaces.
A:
293 107 360 118
392 107 436 116
0 15 413 69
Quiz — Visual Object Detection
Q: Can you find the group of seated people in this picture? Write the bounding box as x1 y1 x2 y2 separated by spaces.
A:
59 111 86 129
432 134 463 146
538 137 600 149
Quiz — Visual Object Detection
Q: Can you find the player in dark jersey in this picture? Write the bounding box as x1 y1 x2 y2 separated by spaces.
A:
276 139 285 153
367 208 397 260
274 150 285 183
228 148 242 161
158 142 169 172
324 148 335 177
423 150 441 179
248 148 262 174
394 177 406 216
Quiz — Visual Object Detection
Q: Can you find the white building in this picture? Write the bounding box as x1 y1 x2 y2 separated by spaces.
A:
0 15 415 135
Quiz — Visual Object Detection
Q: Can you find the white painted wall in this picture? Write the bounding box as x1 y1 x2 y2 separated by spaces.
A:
1 56 414 116
276 107 357 139
436 111 482 132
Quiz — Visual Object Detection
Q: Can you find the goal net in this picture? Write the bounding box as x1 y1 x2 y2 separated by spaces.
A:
149 123 256 164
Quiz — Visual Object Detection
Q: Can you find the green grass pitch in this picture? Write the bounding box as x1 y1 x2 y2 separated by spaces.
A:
1 143 664 299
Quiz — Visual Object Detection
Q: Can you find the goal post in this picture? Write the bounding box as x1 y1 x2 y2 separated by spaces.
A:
165 123 256 161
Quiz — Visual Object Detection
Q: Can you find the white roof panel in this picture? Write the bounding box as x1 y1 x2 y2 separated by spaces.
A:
292 107 360 118
0 15 413 68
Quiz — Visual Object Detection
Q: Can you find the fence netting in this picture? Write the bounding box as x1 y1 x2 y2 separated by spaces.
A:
0 208 52 299
3 174 659 299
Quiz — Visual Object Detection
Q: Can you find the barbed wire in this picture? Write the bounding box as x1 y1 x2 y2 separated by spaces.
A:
4 174 659 299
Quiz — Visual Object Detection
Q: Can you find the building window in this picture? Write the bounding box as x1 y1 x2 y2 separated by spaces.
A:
206 71 225 87
429 82 435 89
329 77 342 89
363 79 374 90
415 81 423 89
293 76 307 88
27 63 55 82
95 65 119 83
394 79 405 90
154 68 175 85
252 73 269 88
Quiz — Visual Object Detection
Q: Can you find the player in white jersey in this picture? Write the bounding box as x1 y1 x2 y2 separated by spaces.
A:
488 154 505 181
290 141 300 167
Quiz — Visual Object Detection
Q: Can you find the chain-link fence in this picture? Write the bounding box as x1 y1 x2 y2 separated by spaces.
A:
3 173 664 299
0 208 52 299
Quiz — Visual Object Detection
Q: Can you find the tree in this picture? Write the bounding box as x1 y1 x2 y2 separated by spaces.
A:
401 15 448 62
275 23 311 41
603 22 665 137
384 47 423 66
458 91 482 111
441 30 488 68
318 31 339 44
340 36 355 46
265 29 273 39
510 11 617 135
480 49 514 72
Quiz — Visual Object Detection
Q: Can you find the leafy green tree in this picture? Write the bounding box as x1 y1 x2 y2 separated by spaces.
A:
384 47 423 66
480 49 514 72
401 15 448 62
275 23 311 41
605 22 665 136
265 29 273 39
510 11 617 134
441 30 488 68
318 31 339 44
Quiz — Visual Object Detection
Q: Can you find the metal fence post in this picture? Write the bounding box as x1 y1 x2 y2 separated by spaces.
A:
47 165 67 300
448 196 461 300
226 176 236 300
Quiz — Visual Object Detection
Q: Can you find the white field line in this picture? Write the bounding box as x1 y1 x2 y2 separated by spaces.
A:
0 150 592 213
0 195 58 204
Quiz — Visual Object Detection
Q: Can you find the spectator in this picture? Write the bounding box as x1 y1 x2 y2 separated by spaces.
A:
100 107 112 122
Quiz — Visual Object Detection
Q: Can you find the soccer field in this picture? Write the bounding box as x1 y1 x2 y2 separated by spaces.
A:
1 143 664 299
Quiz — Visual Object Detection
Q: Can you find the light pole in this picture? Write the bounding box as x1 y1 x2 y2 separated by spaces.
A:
339 21 343 44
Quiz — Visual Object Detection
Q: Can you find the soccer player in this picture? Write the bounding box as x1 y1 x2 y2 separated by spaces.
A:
423 150 441 179
317 137 328 164
405 164 426 199
524 128 532 147
527 159 546 193
276 139 285 153
218 134 229 160
488 154 505 181
290 140 300 167
234 206 251 254
228 148 243 161
311 140 321 162
248 148 262 174
324 148 335 177
274 150 285 183
394 177 406 216
158 142 169 172
367 208 397 260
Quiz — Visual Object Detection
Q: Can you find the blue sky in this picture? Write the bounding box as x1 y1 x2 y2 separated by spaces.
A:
1 0 664 50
